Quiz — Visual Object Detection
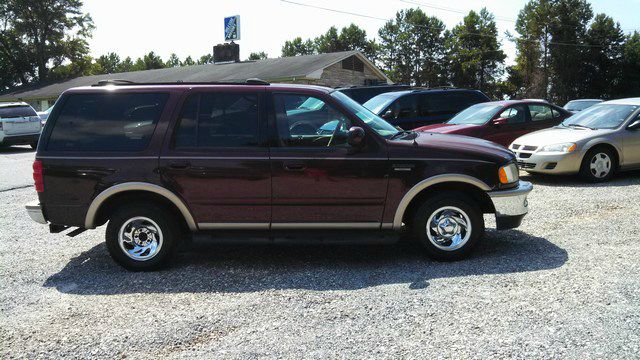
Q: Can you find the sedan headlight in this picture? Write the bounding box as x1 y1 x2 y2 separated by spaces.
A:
499 163 519 184
539 142 577 153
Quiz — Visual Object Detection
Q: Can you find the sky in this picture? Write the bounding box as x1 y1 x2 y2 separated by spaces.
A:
83 0 640 66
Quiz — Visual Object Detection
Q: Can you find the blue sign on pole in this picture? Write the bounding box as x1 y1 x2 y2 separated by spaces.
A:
224 15 241 41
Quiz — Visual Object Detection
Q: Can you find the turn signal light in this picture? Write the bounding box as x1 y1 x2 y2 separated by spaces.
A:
33 160 44 193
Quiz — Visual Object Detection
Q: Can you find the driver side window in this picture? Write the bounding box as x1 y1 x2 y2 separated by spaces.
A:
498 105 527 124
273 94 352 147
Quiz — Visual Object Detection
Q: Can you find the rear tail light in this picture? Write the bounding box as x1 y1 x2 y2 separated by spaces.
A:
33 160 44 193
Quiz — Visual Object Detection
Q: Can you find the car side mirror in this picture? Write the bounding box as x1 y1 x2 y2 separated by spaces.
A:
492 117 508 126
628 118 640 130
381 109 393 120
347 126 366 147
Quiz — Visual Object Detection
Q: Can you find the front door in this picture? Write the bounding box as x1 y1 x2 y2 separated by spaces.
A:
159 89 271 229
623 114 640 167
485 105 531 146
269 92 389 227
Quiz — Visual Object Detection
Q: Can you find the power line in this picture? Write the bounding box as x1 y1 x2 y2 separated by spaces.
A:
280 0 610 48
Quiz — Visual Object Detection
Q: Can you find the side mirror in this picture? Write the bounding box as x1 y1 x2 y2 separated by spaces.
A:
492 117 508 126
347 126 366 147
628 118 640 130
381 109 393 120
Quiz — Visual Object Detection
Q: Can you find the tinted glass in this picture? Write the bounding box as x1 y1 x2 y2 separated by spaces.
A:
498 105 527 124
0 105 37 118
274 94 352 147
387 95 416 120
529 105 554 121
417 92 483 116
363 93 403 114
47 93 168 151
173 92 259 148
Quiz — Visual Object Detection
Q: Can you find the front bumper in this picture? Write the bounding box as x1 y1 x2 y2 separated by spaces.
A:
488 181 533 230
514 150 583 175
0 132 40 146
25 202 47 224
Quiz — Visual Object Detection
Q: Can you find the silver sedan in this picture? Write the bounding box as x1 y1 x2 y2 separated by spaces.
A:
509 98 640 182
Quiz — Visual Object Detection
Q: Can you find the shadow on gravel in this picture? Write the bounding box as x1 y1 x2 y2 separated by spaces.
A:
44 229 567 295
0 145 35 154
520 169 640 188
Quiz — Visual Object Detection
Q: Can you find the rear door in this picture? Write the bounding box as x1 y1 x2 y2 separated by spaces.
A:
484 105 531 147
623 112 640 167
159 88 271 229
0 105 41 135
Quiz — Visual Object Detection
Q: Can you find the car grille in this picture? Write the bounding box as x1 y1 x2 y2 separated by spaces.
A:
522 145 538 151
511 144 521 150
517 161 536 169
517 153 532 159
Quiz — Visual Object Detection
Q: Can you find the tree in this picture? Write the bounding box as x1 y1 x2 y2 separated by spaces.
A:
447 8 506 97
378 8 448 86
314 24 378 60
581 14 624 99
95 53 122 74
132 51 165 70
117 57 136 72
248 51 268 60
166 53 181 67
181 56 196 66
0 0 94 88
281 37 316 56
548 0 593 103
616 32 640 98
197 54 214 64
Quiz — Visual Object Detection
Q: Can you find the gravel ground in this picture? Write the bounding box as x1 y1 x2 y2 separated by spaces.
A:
1 146 639 359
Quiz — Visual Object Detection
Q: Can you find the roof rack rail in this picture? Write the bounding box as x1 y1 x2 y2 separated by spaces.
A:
92 79 136 86
90 78 270 87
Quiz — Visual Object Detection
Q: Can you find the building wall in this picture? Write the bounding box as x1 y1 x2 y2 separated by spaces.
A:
310 61 386 88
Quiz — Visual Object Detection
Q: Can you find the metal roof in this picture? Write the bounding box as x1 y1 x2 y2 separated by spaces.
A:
0 51 389 101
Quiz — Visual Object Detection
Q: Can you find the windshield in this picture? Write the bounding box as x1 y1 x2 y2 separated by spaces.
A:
564 100 601 112
562 104 638 129
363 93 401 114
447 103 503 125
331 91 400 138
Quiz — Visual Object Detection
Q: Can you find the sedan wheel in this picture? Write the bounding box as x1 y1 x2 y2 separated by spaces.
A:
580 147 616 182
589 152 612 179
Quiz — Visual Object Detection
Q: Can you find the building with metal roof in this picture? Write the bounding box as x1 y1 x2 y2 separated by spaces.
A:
0 51 390 110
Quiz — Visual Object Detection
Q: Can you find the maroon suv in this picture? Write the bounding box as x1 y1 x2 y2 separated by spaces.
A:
414 100 571 147
26 81 532 270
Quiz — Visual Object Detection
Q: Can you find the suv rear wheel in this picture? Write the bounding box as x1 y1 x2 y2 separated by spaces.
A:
105 204 179 271
411 193 484 261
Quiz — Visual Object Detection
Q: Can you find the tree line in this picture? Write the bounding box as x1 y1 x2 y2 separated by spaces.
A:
1 0 639 103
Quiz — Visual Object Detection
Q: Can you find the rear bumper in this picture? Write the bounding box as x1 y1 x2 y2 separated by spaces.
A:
488 181 533 229
0 132 40 145
25 202 47 224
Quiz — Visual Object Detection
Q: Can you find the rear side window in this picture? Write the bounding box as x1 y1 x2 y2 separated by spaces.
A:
529 104 554 122
418 92 487 116
173 92 259 148
47 93 168 151
0 105 37 119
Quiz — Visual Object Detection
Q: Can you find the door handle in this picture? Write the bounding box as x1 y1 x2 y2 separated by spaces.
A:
283 162 306 171
168 160 191 170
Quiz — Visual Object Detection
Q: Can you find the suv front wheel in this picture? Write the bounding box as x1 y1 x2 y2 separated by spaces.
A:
106 204 179 271
411 193 484 261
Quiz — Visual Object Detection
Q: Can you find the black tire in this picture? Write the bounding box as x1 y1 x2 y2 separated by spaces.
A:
579 146 617 182
105 204 179 271
410 192 484 261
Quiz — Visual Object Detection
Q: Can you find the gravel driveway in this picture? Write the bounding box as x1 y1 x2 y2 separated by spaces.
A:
1 146 638 359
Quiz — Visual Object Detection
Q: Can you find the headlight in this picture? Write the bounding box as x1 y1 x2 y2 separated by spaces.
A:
539 143 577 153
499 163 519 184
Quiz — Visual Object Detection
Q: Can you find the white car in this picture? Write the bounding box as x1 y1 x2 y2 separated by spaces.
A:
563 99 603 114
510 98 640 182
0 102 42 149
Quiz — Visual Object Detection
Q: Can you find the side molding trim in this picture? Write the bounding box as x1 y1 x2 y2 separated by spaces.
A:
392 174 491 230
84 182 198 231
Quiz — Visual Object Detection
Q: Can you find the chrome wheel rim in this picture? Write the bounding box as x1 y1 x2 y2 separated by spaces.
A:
426 206 472 251
118 216 163 261
589 153 612 178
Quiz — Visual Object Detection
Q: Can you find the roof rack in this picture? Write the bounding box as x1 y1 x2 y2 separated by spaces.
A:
91 78 271 87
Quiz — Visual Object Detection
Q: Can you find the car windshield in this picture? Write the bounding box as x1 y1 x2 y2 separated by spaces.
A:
363 93 402 114
331 91 400 138
564 100 601 112
562 104 638 129
447 103 504 125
